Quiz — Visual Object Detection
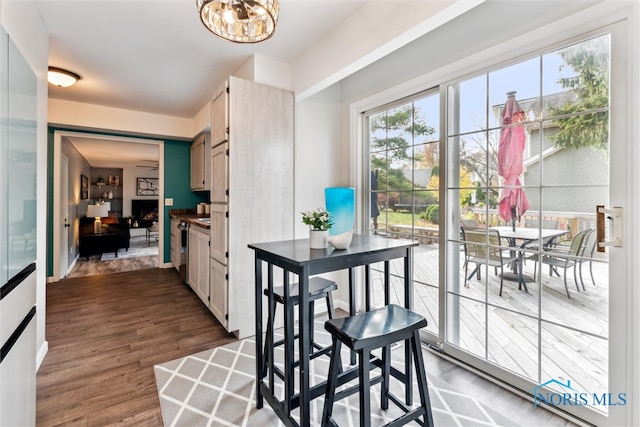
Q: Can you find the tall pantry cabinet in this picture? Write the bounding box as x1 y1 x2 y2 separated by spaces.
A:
209 76 294 339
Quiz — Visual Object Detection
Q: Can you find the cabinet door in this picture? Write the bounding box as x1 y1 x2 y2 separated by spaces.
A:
188 227 210 305
190 134 209 190
211 87 228 146
210 203 228 265
211 143 228 203
209 259 228 328
189 142 202 190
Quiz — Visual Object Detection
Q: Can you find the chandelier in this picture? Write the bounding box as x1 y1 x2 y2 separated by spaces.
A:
196 0 278 44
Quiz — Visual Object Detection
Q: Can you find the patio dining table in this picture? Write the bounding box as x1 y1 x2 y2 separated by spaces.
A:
491 226 570 291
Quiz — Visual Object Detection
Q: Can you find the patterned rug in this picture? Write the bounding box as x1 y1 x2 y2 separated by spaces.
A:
154 323 514 427
68 236 159 277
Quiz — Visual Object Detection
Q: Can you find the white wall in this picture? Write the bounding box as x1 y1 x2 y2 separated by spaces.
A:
122 167 159 217
294 85 344 239
49 98 194 139
0 0 49 367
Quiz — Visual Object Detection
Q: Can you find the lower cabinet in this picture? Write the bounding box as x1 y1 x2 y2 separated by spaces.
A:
209 259 227 327
188 226 210 306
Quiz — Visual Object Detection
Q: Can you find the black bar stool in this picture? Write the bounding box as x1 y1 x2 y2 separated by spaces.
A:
321 304 434 427
262 276 338 379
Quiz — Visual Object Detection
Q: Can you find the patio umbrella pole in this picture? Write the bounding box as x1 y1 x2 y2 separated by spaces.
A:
498 91 533 289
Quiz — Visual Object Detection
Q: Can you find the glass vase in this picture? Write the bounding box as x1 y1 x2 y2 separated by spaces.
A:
324 187 355 249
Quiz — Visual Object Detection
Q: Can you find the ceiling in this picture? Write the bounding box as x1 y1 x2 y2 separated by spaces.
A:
39 0 368 118
39 1 599 169
38 0 373 167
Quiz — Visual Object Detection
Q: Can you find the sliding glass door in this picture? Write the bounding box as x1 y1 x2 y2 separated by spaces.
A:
443 29 628 425
364 24 628 426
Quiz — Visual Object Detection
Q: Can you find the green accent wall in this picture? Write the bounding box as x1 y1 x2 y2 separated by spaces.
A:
47 126 208 276
162 139 208 262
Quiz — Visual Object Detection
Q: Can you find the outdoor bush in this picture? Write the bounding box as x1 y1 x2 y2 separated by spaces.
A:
425 204 439 224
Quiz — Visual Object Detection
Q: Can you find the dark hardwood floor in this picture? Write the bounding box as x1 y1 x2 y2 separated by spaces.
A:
37 267 237 426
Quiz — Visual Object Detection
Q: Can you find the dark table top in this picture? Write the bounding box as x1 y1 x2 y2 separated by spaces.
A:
248 234 417 274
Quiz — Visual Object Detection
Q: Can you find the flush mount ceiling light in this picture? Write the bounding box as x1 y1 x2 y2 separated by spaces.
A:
47 67 80 87
196 0 278 43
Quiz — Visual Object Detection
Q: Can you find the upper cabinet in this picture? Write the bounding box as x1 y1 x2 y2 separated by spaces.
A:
210 143 228 204
190 132 210 191
211 83 228 147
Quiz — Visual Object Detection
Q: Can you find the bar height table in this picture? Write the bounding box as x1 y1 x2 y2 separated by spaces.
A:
248 234 418 427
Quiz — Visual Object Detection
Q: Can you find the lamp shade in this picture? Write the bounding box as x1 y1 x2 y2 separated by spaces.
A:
86 203 109 218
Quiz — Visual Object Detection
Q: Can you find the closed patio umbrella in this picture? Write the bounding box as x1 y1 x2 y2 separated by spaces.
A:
498 91 529 231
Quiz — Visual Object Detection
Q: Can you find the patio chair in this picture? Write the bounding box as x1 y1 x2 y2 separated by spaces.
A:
532 229 591 298
578 228 598 288
462 227 518 296
461 218 479 228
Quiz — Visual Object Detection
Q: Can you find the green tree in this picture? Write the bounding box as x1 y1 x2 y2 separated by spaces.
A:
370 105 435 191
548 35 609 150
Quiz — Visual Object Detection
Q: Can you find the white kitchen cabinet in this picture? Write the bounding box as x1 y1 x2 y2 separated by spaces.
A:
210 203 227 265
209 76 294 338
190 132 209 191
209 259 227 328
210 143 228 204
188 225 210 306
210 83 228 147
170 218 180 271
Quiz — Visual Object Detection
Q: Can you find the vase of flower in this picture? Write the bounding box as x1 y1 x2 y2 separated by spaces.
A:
301 207 333 249
309 230 329 249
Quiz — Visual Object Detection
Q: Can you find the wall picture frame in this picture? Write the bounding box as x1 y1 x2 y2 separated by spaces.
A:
80 174 89 199
108 174 120 186
136 177 159 196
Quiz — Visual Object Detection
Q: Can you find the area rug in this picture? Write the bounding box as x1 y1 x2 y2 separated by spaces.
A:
67 236 159 278
154 323 514 426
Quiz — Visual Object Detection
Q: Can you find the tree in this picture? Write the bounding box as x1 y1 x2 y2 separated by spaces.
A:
548 35 609 150
370 105 435 191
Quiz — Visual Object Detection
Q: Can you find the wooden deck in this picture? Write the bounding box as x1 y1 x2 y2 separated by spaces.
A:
365 241 609 398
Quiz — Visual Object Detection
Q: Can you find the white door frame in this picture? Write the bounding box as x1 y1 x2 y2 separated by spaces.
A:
52 130 165 282
59 154 69 278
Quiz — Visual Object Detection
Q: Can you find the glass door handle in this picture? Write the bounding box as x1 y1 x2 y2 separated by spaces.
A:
596 205 622 252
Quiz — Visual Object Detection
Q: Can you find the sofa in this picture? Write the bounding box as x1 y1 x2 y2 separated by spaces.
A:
79 216 131 259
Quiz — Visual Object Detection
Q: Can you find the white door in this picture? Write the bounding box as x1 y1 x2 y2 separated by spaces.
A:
59 155 69 278
442 28 627 426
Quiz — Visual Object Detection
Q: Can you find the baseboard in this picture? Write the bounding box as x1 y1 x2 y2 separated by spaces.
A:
36 340 48 371
67 256 78 277
160 262 173 269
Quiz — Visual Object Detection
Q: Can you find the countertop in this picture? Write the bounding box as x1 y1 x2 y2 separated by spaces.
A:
169 209 210 229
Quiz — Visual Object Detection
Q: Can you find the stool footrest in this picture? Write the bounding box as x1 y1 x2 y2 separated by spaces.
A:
334 373 383 402
386 393 426 427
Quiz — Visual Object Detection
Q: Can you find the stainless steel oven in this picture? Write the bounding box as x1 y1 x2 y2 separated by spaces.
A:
178 221 189 283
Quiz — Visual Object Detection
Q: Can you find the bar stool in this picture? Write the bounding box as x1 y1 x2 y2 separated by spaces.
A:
262 276 338 379
321 304 434 427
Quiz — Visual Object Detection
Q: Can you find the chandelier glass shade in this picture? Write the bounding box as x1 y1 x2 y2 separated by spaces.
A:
47 67 80 87
196 0 278 43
